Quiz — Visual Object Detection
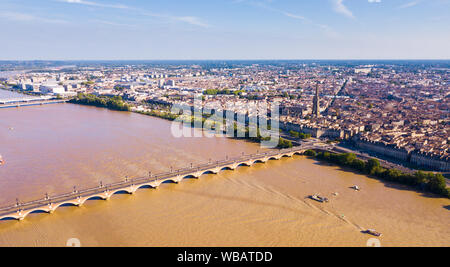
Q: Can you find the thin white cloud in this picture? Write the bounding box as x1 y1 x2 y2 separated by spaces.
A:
368 0 381 3
0 11 67 24
234 1 338 38
91 19 136 27
282 12 310 22
140 11 210 28
331 0 355 19
398 1 421 8
58 0 128 9
174 16 210 28
58 0 210 27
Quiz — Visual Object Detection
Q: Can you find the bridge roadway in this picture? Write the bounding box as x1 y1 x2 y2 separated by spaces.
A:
0 99 68 109
0 147 312 221
0 96 53 105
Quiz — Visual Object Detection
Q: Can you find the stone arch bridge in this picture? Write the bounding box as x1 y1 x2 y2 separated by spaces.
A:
0 147 311 221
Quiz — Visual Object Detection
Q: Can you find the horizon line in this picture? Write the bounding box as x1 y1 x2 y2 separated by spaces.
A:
1 59 450 62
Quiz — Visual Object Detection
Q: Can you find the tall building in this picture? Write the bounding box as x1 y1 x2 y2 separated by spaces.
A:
312 82 320 117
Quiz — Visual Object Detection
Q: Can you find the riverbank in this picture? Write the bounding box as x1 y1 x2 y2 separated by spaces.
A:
304 149 450 199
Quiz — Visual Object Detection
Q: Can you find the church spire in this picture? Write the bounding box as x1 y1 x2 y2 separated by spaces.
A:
313 82 320 117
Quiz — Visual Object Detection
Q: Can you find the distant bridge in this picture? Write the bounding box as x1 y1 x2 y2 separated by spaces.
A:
0 147 314 222
0 99 68 109
0 96 53 105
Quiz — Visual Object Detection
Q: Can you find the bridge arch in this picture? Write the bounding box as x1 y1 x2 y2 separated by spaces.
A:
202 170 217 175
25 209 51 216
183 174 200 179
0 216 20 221
161 178 179 184
137 184 155 190
85 195 107 202
55 202 81 209
237 162 252 167
112 189 133 195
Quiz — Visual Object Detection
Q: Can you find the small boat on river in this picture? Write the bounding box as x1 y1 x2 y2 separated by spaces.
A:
309 194 329 203
363 229 382 237
351 185 361 191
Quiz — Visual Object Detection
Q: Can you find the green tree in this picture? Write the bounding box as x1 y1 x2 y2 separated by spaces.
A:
289 130 300 138
351 159 366 172
366 158 380 174
427 173 447 195
277 138 293 149
304 150 316 157
204 89 219 95
338 153 356 166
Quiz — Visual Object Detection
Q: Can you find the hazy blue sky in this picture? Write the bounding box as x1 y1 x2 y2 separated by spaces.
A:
0 0 449 60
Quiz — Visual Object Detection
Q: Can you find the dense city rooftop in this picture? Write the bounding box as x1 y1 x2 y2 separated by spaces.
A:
1 60 448 169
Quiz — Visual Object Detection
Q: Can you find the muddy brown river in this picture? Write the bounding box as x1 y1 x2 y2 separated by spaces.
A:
0 103 448 247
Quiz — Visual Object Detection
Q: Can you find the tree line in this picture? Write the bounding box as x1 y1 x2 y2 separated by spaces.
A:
203 89 245 96
289 130 312 140
69 93 131 111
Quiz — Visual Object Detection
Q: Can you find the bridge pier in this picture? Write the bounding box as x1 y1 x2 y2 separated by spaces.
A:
174 176 183 183
101 192 113 201
243 161 253 167
127 186 138 194
17 211 24 221
210 168 220 174
152 181 163 188
73 197 84 207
